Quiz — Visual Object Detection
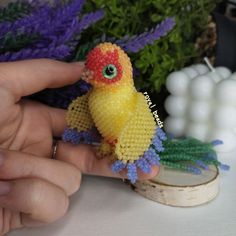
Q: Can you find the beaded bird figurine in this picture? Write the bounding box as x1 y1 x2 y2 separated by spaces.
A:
63 42 166 183
63 42 229 183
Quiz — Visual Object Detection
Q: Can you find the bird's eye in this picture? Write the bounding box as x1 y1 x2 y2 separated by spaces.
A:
102 64 117 79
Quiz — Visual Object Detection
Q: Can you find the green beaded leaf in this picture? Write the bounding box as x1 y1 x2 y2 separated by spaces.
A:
158 137 228 174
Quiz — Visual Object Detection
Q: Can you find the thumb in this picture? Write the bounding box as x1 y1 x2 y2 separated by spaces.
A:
0 59 84 103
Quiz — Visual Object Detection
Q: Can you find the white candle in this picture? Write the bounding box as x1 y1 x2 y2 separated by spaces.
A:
164 117 186 137
166 71 190 95
212 106 236 128
188 101 212 122
215 79 236 105
164 62 236 153
189 75 215 100
182 67 199 79
207 130 236 153
185 122 209 141
215 67 231 79
164 95 187 117
191 64 209 74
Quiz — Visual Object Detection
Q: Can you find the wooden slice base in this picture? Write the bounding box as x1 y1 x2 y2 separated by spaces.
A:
132 165 219 207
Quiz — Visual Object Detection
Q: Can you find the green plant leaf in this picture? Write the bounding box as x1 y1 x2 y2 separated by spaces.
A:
78 0 221 93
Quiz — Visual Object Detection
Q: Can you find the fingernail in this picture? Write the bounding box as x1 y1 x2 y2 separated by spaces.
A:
0 181 11 196
0 153 4 166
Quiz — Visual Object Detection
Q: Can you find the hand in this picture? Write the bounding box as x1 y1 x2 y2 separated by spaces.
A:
0 59 158 235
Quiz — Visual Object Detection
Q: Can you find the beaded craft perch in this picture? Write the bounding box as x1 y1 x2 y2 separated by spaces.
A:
63 42 229 183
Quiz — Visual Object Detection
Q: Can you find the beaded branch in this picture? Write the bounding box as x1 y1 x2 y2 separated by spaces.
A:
63 42 229 183
159 138 229 174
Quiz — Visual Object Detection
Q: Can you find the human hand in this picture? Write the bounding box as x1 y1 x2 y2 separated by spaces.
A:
0 59 158 235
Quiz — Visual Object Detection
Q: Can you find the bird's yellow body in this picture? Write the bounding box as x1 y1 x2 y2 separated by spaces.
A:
88 85 136 142
89 87 156 162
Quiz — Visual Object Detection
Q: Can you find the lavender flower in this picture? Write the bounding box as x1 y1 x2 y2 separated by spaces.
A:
0 44 70 62
211 139 223 146
77 10 105 33
0 0 104 62
55 10 104 48
0 4 52 37
52 18 81 47
112 160 126 173
157 127 167 141
38 0 86 38
127 163 138 184
0 0 85 38
144 147 160 165
219 164 230 171
116 17 176 53
136 158 151 173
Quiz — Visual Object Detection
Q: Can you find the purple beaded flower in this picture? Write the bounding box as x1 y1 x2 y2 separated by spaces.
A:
112 127 164 183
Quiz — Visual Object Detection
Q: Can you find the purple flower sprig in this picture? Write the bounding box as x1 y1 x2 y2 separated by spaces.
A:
0 0 105 62
78 10 105 33
116 17 176 53
0 44 70 62
0 0 85 37
37 0 86 39
63 10 105 49
0 4 51 37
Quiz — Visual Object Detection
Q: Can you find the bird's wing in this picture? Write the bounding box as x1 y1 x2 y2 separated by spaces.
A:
66 93 94 132
115 93 156 162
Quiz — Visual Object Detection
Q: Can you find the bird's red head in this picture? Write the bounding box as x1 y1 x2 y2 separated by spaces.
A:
81 43 133 88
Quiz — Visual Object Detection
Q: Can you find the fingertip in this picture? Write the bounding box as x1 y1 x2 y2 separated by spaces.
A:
52 61 85 86
70 61 85 75
137 166 159 180
71 61 85 67
0 59 86 100
119 165 160 182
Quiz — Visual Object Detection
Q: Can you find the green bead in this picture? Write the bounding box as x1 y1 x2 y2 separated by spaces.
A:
102 64 117 79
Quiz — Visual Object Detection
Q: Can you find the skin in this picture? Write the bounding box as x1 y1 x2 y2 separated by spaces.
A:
0 59 159 235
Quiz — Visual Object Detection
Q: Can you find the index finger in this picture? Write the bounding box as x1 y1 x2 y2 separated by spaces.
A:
56 142 159 180
0 59 84 103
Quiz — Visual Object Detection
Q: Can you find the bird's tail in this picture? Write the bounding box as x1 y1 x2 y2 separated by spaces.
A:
112 127 229 183
112 127 166 183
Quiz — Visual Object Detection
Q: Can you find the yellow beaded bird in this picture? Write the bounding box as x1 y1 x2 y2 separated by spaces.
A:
63 42 167 183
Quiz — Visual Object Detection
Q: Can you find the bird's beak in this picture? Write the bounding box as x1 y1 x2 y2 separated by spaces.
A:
81 68 93 83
